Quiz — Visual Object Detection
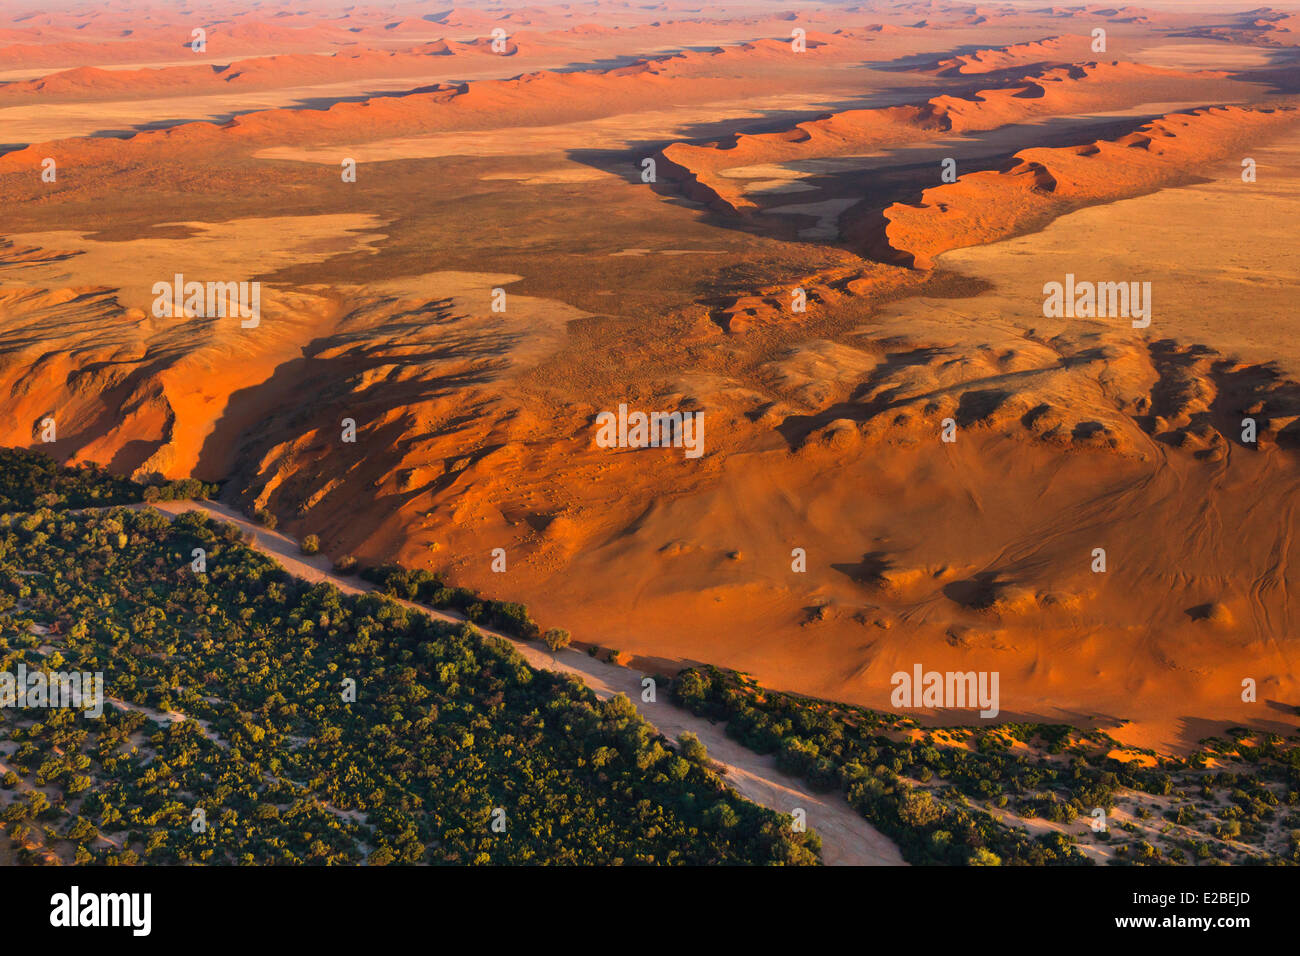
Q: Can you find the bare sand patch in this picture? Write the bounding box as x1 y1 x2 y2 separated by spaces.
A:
0 213 387 314
764 196 860 239
1132 42 1290 71
931 128 1300 380
480 167 610 185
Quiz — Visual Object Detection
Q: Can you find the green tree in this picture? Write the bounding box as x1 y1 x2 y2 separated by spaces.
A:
541 628 571 663
678 732 709 765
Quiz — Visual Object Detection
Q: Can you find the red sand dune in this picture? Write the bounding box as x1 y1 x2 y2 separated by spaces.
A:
920 35 1082 75
0 33 871 171
0 40 552 101
1178 8 1300 47
656 60 1241 216
872 104 1299 268
0 21 361 69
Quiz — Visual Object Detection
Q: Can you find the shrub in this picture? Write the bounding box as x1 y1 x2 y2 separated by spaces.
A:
678 732 709 765
300 534 320 556
542 628 571 655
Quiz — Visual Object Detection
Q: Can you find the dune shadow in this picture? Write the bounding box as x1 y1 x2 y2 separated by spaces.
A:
942 572 1001 610
830 551 892 585
193 298 520 491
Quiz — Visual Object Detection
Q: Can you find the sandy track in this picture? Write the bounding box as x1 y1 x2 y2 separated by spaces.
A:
142 499 905 866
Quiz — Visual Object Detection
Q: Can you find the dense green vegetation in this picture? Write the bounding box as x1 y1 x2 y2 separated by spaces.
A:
360 563 541 640
0 502 818 865
0 447 216 512
671 666 1300 866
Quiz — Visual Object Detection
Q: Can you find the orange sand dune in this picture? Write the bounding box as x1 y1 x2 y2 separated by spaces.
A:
657 60 1250 215
428 9 510 31
1176 8 1300 48
0 31 883 170
0 0 1222 73
874 104 1299 268
920 35 1085 74
0 2 619 70
0 21 361 69
0 0 888 71
0 214 585 480
0 42 543 102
